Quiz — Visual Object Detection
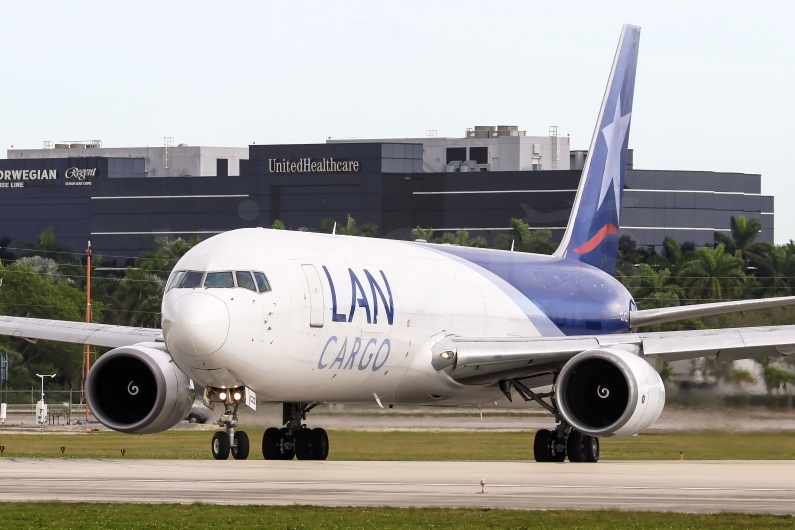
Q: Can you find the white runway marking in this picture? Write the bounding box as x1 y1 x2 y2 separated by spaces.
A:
0 459 794 514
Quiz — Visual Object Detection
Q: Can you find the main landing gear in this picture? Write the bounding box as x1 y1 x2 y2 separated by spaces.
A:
209 388 250 461
262 403 329 461
500 378 600 463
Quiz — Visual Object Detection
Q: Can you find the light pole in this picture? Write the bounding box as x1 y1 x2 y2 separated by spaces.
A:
35 373 55 426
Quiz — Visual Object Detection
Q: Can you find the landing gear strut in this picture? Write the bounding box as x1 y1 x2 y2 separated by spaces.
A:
208 387 250 460
503 377 600 463
262 403 328 460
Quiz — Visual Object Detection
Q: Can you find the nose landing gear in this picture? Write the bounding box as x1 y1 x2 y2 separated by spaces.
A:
207 387 251 460
262 403 328 460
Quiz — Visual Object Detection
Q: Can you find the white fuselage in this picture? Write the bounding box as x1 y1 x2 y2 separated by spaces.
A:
160 228 621 406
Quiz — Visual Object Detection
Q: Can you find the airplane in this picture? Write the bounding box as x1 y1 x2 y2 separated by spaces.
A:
2 23 795 463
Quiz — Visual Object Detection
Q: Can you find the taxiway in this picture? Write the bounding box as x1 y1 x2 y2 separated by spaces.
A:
0 459 793 514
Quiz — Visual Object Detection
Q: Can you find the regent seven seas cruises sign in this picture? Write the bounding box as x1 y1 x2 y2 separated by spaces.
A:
0 167 96 188
268 158 360 173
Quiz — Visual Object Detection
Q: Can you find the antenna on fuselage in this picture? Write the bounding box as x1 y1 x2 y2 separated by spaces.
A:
332 222 337 235
510 239 515 252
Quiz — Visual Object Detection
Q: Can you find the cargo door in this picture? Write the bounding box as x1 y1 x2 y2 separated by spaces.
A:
301 264 324 327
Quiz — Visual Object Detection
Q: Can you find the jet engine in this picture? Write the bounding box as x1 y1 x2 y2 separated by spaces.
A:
86 345 194 434
555 347 665 438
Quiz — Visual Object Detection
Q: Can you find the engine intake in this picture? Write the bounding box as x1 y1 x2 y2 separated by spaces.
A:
86 345 194 434
555 347 665 438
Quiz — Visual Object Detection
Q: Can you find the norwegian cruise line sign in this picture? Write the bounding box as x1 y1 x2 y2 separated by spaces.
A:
0 166 96 188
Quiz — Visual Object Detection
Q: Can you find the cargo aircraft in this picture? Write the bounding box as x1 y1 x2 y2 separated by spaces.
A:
3 24 794 462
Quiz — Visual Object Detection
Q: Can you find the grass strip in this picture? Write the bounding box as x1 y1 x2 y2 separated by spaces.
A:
0 503 793 529
1 430 794 460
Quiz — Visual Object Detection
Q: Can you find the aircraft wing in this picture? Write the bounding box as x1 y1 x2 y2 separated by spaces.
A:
432 325 795 385
630 296 795 328
0 315 163 348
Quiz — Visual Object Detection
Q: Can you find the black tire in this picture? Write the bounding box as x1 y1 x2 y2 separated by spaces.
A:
567 430 587 462
232 431 250 460
211 431 230 460
585 436 600 463
187 414 199 424
295 428 313 460
310 428 329 460
279 428 295 460
533 429 552 462
262 427 281 460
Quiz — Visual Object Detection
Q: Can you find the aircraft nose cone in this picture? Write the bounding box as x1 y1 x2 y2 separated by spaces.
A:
167 292 230 356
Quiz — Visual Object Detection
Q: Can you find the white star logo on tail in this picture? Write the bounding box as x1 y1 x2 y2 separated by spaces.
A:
597 97 632 222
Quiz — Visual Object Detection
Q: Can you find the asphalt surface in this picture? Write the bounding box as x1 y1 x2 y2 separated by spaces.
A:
0 459 793 514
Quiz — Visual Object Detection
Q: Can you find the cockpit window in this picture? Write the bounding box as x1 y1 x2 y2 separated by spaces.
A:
166 271 185 292
178 271 204 288
253 272 271 293
235 271 257 292
204 271 235 288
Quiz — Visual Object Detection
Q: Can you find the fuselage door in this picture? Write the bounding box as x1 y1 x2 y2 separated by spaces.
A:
301 264 325 328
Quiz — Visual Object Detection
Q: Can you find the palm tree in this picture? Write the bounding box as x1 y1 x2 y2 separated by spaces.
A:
410 226 434 242
321 214 377 237
715 216 767 264
434 230 488 248
632 264 685 310
495 218 556 254
678 244 745 302
756 245 795 298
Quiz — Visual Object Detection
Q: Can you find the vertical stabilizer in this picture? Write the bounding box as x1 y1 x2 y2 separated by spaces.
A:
555 24 641 274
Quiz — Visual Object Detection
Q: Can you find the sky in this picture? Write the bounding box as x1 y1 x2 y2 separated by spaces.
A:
2 1 793 241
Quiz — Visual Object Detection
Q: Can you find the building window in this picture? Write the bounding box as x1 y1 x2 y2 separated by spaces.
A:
446 147 466 164
470 146 488 165
239 159 249 177
108 158 145 178
217 158 229 177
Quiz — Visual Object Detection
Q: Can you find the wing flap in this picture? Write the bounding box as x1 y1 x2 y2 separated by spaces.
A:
0 315 163 348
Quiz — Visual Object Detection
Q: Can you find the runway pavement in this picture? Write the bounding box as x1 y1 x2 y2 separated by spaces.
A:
0 459 794 513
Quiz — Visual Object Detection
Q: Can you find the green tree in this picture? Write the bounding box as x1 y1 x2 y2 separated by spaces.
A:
322 214 377 237
434 230 488 248
715 216 767 264
410 226 434 242
16 227 78 262
678 244 745 302
494 218 556 254
0 262 85 389
632 264 685 310
271 220 286 230
755 245 795 298
756 357 795 396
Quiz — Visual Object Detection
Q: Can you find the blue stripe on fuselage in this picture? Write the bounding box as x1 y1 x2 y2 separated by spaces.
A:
427 245 633 336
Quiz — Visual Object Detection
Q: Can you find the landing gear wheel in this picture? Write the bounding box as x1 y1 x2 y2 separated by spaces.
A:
585 436 600 463
262 427 282 460
533 429 552 462
566 430 587 462
310 428 329 460
211 431 230 460
295 429 313 460
232 431 250 460
279 428 295 460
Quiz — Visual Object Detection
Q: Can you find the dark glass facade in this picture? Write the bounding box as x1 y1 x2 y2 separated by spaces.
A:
0 143 773 265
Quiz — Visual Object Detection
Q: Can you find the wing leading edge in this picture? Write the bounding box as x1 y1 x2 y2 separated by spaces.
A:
0 315 163 348
630 296 795 328
432 325 795 385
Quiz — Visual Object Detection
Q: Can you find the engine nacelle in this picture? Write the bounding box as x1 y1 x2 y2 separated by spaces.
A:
555 347 665 438
86 345 194 434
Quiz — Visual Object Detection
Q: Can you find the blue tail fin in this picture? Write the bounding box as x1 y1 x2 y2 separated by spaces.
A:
555 24 640 274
